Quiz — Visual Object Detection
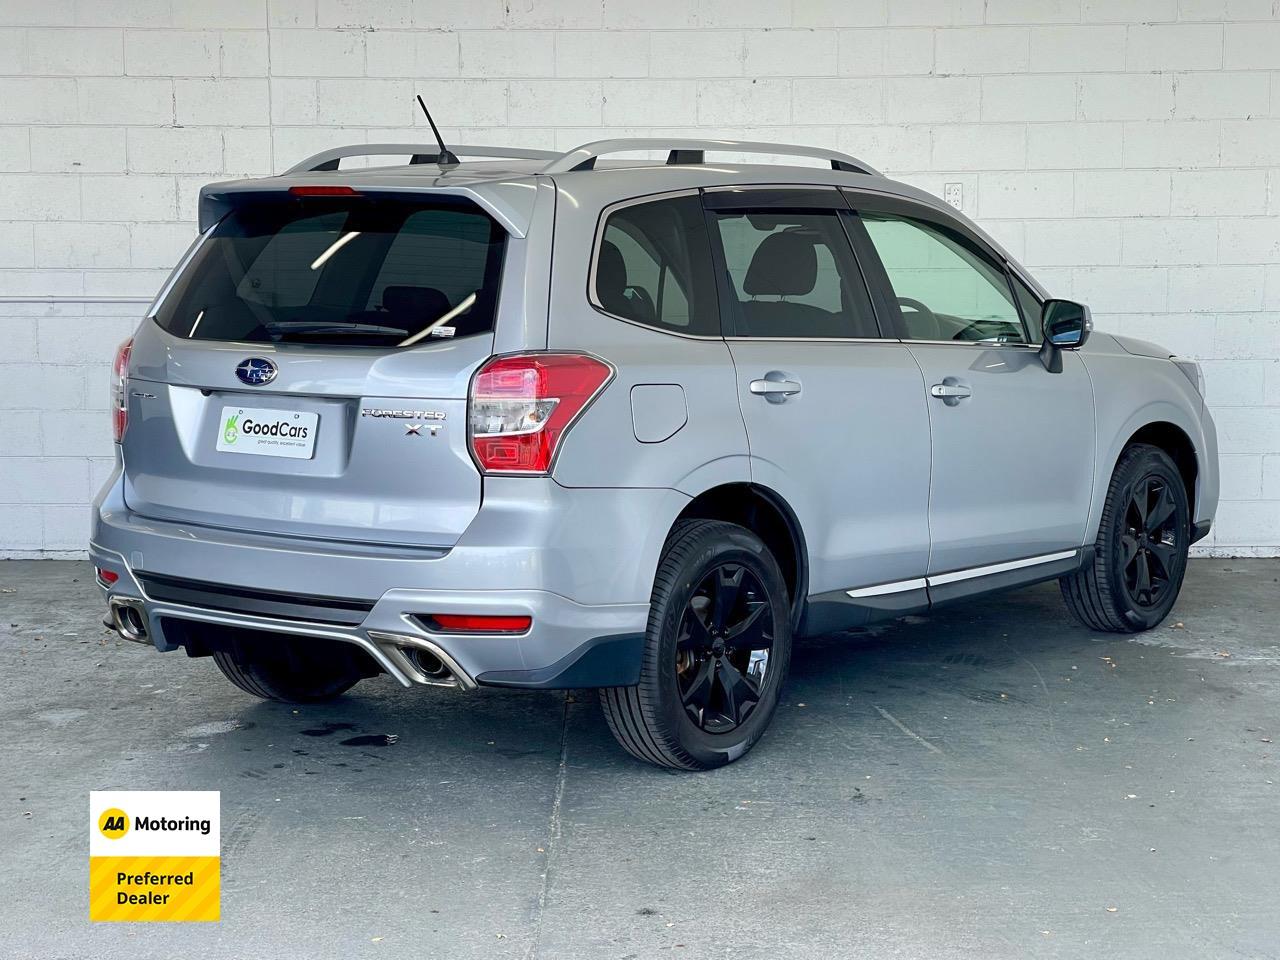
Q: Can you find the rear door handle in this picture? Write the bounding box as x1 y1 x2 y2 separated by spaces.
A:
750 375 802 403
930 380 972 406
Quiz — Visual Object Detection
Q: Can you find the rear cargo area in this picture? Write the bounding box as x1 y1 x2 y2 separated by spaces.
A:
121 190 512 548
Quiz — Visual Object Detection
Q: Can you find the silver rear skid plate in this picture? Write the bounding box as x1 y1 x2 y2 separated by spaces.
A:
105 595 476 691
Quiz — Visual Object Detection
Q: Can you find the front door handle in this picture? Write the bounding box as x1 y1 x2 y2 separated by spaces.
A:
930 380 972 406
750 374 802 404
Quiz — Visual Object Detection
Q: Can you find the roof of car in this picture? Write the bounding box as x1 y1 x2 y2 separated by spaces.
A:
197 139 1038 293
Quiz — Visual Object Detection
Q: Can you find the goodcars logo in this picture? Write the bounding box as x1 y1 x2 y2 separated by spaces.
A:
223 414 238 445
239 417 310 439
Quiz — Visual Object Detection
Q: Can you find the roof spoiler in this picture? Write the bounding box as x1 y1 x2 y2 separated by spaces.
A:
284 143 560 175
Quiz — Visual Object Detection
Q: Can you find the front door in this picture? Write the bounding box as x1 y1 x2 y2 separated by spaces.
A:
850 203 1096 576
704 189 932 598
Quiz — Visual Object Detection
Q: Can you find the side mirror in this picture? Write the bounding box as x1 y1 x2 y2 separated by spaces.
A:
1038 298 1092 372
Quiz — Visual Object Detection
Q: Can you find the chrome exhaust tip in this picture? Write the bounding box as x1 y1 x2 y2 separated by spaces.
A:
367 631 477 690
108 598 150 644
409 647 455 683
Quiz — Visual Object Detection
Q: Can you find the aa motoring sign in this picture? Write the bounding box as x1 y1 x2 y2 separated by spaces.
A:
88 791 220 922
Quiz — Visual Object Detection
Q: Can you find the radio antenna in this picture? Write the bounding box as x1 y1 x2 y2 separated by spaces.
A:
416 95 459 167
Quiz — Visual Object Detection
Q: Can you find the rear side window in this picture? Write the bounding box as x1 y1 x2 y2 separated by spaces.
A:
592 194 720 337
154 195 506 348
710 209 878 339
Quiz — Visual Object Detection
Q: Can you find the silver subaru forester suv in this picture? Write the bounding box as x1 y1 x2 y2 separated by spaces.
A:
92 138 1219 770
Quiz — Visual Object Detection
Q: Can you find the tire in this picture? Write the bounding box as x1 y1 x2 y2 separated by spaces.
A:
1060 443 1191 633
600 519 793 770
212 634 368 703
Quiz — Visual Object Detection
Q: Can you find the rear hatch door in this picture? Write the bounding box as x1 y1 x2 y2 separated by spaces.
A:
122 190 508 548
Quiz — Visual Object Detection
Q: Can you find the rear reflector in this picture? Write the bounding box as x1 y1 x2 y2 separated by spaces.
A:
469 353 613 475
427 614 532 634
288 185 359 196
96 568 119 585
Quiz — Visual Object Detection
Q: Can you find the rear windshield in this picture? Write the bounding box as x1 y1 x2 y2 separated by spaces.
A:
154 194 507 348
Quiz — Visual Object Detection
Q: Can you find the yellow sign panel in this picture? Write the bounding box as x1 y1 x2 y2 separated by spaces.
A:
89 856 221 922
89 791 220 922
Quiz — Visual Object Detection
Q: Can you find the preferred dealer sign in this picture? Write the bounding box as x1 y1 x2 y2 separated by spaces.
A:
89 791 220 922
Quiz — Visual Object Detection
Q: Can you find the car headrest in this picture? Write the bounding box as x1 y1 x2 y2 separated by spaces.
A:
743 231 818 297
381 285 451 319
597 240 628 298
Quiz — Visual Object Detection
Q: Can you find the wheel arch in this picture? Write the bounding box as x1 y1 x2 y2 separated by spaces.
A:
1088 393 1207 544
670 482 808 631
1124 421 1198 518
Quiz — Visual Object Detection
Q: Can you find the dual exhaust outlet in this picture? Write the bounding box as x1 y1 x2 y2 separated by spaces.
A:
104 601 476 691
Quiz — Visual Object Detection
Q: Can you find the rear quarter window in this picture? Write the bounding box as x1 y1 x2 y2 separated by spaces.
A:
592 194 720 337
154 194 506 348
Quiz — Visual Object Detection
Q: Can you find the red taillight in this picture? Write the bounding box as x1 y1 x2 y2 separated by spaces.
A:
288 185 358 196
468 353 612 475
427 614 532 634
111 337 133 443
96 567 119 585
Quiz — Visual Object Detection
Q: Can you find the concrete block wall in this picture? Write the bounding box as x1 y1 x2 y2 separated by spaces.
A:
1 0 1277 556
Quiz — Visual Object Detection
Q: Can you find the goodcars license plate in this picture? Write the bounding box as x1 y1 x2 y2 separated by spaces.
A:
215 405 319 460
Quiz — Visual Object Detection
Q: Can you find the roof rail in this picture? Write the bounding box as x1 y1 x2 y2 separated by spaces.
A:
284 143 562 175
540 138 882 176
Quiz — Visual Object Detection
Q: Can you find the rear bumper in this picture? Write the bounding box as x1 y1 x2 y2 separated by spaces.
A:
91 469 685 689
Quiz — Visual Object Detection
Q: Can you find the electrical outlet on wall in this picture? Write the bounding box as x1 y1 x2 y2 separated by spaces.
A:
943 182 963 210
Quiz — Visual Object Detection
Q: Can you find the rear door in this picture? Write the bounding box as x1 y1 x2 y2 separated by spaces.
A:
846 197 1095 575
123 192 509 548
705 187 932 597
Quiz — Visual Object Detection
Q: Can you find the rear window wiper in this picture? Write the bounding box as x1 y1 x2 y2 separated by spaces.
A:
263 320 407 336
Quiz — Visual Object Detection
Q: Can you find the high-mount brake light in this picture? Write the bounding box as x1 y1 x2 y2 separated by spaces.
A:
288 185 359 196
111 337 133 443
469 353 613 475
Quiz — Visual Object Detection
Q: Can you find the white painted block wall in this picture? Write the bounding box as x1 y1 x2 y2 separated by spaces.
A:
1 0 1277 557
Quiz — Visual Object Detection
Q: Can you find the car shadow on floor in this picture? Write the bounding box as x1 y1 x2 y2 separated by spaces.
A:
191 578 1138 784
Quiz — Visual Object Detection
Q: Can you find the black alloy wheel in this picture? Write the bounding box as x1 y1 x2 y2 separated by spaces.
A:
1120 473 1182 609
675 563 774 734
600 519 793 770
1060 443 1190 633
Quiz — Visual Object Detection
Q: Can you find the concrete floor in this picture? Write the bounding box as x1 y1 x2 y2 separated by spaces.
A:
2 559 1278 960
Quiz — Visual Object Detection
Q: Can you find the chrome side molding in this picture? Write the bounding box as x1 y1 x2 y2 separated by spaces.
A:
844 577 927 599
846 549 1079 599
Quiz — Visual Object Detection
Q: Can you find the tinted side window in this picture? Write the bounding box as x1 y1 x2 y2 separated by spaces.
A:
861 213 1026 344
594 195 719 336
710 209 878 339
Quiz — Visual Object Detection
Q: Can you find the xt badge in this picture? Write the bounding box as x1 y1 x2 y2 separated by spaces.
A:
360 408 446 438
